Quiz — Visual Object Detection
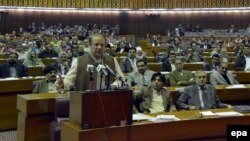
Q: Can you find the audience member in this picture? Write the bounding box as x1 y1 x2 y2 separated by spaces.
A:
23 50 45 67
210 62 238 86
137 72 176 113
169 59 195 86
0 52 27 78
176 70 232 110
33 65 58 93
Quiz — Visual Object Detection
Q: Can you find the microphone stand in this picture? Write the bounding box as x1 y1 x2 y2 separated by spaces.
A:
99 71 104 91
106 71 111 90
89 71 94 91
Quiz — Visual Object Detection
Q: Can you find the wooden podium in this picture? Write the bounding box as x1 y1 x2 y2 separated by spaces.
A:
69 90 133 129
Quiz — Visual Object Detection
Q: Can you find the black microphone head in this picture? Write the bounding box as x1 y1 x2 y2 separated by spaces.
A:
131 81 137 86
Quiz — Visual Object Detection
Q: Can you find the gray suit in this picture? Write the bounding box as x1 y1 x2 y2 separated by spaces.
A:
210 71 238 86
176 84 228 110
33 79 50 93
127 70 155 87
139 86 176 113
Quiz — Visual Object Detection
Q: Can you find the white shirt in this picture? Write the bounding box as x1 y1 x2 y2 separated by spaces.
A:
245 56 250 70
149 89 165 113
63 58 124 90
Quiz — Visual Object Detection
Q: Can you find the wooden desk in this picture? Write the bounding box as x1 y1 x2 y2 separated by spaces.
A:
27 66 44 76
17 87 250 141
168 84 250 104
17 93 68 141
61 108 250 141
148 63 235 71
0 77 44 130
163 71 250 84
41 58 57 66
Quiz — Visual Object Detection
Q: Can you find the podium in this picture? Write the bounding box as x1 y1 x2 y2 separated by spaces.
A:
69 90 133 129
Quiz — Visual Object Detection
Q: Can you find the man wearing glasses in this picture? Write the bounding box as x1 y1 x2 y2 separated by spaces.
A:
176 70 231 110
210 62 238 86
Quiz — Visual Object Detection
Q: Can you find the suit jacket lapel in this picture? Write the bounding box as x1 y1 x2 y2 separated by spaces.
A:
161 88 167 110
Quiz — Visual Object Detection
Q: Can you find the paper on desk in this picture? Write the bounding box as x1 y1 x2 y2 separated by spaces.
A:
132 113 154 121
150 115 180 123
200 111 216 116
226 84 246 89
215 111 243 117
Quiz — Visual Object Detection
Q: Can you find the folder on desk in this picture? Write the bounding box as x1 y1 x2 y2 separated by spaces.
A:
233 105 250 113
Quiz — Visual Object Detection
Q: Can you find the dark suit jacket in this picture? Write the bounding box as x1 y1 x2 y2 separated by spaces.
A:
234 55 246 71
176 84 228 110
51 61 70 75
120 58 136 73
0 62 27 78
204 63 219 71
161 57 172 72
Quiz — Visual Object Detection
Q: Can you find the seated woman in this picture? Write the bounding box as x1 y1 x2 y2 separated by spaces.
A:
23 50 45 67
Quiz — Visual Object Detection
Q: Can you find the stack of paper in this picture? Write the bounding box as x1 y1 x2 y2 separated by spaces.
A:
215 111 243 117
200 111 217 117
226 84 246 89
150 115 180 123
132 113 154 121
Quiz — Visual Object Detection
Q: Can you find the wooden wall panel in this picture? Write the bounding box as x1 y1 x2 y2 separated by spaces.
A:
1 10 250 35
0 0 250 8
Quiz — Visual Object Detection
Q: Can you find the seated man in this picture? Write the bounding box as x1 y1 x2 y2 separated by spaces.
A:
235 45 250 71
127 59 155 89
169 59 195 86
120 47 137 74
137 72 176 113
161 51 176 72
51 52 70 76
176 70 231 110
33 65 58 93
204 54 221 71
0 52 27 78
210 62 238 86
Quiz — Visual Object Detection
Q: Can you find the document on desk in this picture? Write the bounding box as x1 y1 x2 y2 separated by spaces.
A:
200 111 217 117
226 84 246 89
150 115 180 123
132 113 154 121
215 111 243 117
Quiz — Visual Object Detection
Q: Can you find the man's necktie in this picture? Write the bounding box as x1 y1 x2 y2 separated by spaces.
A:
142 75 146 86
199 86 205 109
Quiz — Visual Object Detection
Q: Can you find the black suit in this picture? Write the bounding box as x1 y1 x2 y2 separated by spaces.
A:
0 62 27 78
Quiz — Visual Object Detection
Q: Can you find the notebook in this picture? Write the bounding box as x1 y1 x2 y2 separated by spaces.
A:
233 105 250 113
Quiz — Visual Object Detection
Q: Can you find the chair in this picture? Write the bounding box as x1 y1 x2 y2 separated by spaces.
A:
49 97 70 141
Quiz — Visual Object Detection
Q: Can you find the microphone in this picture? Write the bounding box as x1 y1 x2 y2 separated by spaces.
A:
86 64 94 73
105 64 116 76
96 64 108 76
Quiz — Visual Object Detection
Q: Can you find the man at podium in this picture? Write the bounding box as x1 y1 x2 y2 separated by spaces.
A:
55 34 124 91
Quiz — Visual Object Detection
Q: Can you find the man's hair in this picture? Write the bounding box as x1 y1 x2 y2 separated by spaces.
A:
8 52 18 59
43 65 57 75
128 47 136 52
59 52 67 58
151 72 166 83
195 70 207 77
89 34 106 45
212 54 220 59
136 58 147 65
